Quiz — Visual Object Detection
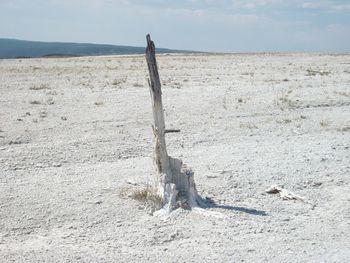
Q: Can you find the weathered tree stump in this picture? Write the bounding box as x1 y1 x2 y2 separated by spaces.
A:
145 34 203 215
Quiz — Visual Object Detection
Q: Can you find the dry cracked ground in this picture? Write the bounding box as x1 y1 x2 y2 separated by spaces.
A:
0 53 350 262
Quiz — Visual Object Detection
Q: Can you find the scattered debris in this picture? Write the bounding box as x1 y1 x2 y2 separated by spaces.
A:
266 185 305 202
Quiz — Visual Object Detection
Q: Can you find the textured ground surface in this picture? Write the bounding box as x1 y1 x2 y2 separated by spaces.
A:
0 53 350 262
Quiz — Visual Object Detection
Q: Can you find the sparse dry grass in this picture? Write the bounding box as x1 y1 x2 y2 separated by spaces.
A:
132 83 143 87
119 185 163 211
239 122 258 129
111 76 127 87
275 93 299 110
276 118 293 124
334 91 350 98
131 187 162 209
306 69 331 76
320 120 330 127
337 121 350 132
29 100 42 105
29 84 50 90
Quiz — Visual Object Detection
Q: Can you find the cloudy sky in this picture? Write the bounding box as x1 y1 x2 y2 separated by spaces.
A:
1 0 349 52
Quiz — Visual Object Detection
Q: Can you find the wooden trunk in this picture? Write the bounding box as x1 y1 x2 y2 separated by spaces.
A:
145 34 202 215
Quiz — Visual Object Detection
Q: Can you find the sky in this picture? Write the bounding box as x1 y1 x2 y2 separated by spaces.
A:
0 0 350 52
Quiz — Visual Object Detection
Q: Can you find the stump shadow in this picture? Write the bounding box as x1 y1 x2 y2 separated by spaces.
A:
202 197 267 216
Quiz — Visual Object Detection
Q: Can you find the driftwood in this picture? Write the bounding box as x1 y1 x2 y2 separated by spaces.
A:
266 185 305 202
145 34 203 216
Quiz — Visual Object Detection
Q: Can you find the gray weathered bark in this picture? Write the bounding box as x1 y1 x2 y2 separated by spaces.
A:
145 34 202 215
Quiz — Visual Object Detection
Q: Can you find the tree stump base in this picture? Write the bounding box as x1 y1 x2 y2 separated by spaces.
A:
154 157 204 216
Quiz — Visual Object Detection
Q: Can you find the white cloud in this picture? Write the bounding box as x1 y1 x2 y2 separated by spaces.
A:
231 0 286 10
302 1 350 12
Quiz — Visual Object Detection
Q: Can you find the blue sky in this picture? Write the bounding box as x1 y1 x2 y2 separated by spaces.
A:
0 0 349 52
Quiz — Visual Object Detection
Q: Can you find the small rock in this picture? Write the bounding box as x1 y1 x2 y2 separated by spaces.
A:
40 110 48 118
52 163 62 167
45 90 57 95
312 182 322 187
126 179 137 186
265 185 282 194
46 98 55 105
35 163 44 168
29 100 42 105
169 231 179 239
61 116 67 121
9 137 22 145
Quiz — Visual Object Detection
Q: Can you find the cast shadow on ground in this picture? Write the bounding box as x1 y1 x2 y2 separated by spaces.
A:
202 197 268 216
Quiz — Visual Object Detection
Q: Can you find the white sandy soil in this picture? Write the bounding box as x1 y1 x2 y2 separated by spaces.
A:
0 53 350 262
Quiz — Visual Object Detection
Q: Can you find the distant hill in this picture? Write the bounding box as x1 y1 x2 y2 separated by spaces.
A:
0 38 191 59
